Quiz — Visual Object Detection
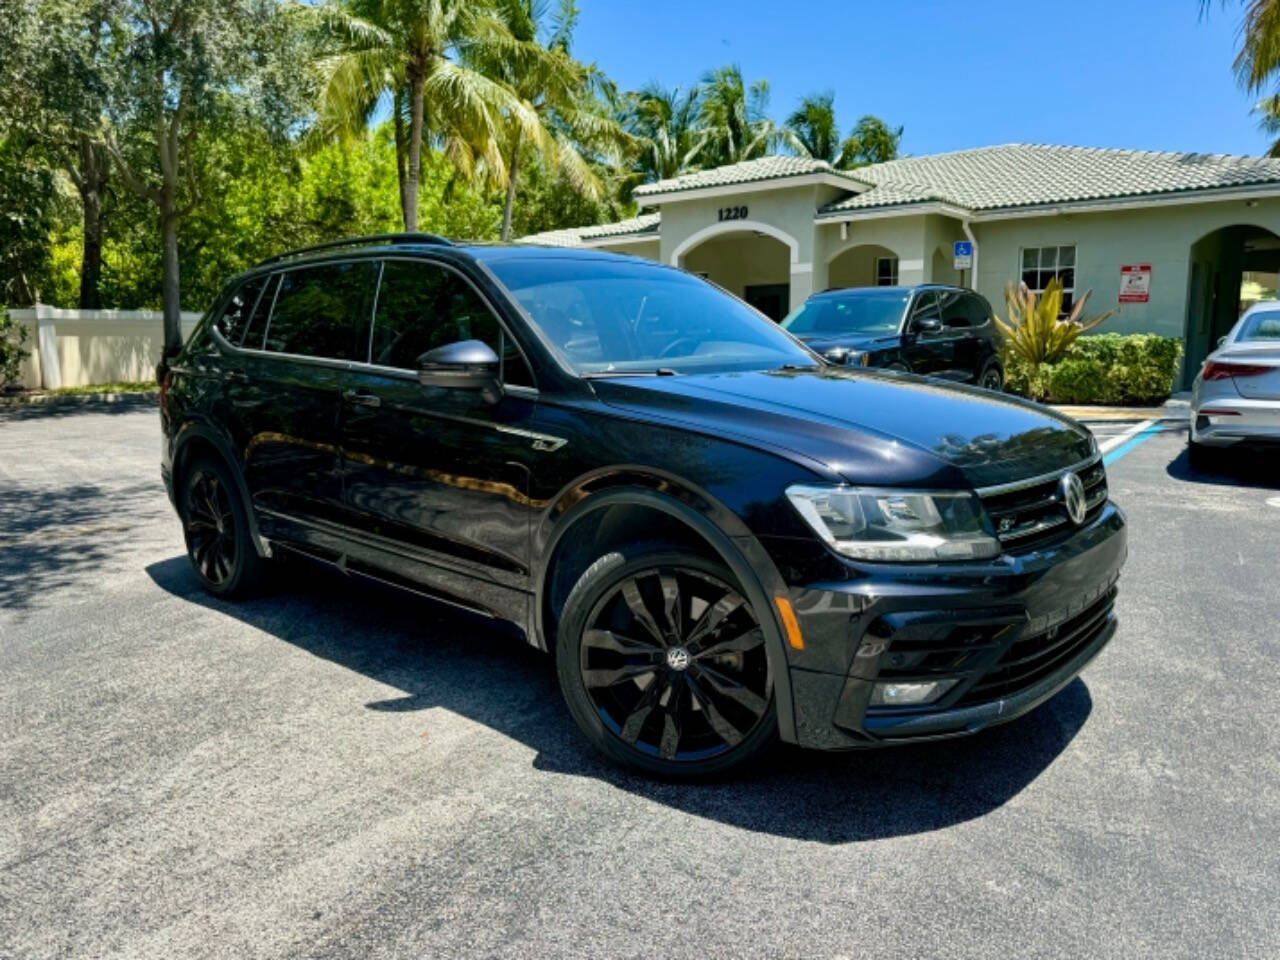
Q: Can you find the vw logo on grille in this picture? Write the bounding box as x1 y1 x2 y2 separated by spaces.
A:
665 646 691 671
1058 471 1088 526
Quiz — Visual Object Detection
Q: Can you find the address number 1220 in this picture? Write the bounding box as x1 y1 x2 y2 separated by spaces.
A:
717 206 748 221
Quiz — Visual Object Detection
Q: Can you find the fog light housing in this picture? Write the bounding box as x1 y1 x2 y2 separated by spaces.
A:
869 678 958 707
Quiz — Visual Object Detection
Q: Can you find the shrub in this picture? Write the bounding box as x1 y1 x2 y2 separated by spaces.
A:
1003 333 1182 406
995 278 1117 377
0 304 31 390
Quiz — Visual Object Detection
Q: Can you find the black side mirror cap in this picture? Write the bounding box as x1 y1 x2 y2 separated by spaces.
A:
913 316 943 334
417 339 503 402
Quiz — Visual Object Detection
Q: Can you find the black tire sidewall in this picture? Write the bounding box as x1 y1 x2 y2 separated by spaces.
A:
979 362 1003 390
182 456 262 598
555 547 778 778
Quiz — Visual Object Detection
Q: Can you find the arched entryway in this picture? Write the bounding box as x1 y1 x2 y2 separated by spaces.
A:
1185 224 1280 383
674 223 796 321
827 243 901 290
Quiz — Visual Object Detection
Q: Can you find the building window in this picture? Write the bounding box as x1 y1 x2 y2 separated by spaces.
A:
1021 245 1076 313
876 257 899 286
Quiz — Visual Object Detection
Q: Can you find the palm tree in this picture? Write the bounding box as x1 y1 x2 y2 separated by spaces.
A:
839 115 903 168
623 83 706 182
785 93 840 164
1205 0 1280 92
697 65 780 166
474 0 632 240
313 0 540 231
1253 94 1280 155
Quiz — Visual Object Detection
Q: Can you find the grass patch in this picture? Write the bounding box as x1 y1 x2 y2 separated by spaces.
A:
45 381 158 396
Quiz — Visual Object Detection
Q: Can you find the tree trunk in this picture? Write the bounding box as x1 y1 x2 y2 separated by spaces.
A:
500 131 522 241
393 87 409 225
77 138 107 310
404 70 425 232
160 186 182 359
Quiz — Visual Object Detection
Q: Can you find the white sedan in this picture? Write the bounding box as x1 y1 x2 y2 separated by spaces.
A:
1189 300 1280 469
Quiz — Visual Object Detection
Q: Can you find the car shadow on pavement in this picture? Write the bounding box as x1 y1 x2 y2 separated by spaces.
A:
1166 445 1280 489
146 554 1093 845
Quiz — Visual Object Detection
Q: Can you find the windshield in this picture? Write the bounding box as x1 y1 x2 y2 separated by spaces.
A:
781 290 910 337
486 257 819 375
1237 309 1280 341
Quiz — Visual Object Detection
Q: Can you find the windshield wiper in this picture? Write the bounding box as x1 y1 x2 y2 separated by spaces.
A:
582 368 680 379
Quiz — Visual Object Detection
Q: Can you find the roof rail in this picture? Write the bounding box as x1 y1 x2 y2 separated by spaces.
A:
256 232 453 267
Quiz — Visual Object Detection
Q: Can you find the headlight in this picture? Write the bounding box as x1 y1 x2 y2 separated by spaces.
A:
785 485 1001 561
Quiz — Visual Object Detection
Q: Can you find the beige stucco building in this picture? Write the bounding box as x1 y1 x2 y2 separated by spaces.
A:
520 146 1280 387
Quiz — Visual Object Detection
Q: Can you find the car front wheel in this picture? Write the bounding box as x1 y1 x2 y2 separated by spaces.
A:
556 546 777 777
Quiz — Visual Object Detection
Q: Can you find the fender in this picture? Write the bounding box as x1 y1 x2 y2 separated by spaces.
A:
535 484 798 744
171 418 272 558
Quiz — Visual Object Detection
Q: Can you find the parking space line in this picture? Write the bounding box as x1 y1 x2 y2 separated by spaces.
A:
1099 418 1164 466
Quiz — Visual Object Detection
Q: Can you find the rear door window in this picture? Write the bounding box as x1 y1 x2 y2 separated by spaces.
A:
908 291 941 328
263 261 377 360
372 259 534 386
938 290 969 328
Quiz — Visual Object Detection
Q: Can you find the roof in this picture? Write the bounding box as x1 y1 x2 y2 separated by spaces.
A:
819 143 1280 215
516 213 660 248
633 156 862 198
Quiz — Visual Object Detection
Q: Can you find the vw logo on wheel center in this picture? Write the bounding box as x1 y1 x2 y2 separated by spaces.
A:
665 646 691 671
1059 471 1088 526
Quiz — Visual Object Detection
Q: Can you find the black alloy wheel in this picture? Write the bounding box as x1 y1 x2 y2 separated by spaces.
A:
979 364 1003 391
557 549 776 776
181 457 265 598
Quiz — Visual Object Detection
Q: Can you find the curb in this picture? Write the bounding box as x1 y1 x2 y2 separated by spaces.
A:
0 391 159 410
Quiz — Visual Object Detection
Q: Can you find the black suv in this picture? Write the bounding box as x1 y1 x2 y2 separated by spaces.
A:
160 234 1125 777
782 284 1004 389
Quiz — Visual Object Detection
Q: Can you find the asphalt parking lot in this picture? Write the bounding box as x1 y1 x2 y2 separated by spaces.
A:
1 402 1277 959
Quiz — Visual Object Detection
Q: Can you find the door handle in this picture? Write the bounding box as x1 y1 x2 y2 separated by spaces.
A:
342 389 382 408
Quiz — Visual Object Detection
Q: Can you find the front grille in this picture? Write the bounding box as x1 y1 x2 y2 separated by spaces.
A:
954 588 1116 707
979 457 1107 552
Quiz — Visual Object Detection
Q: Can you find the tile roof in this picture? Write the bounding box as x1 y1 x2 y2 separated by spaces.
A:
820 143 1280 215
632 156 861 197
515 213 660 248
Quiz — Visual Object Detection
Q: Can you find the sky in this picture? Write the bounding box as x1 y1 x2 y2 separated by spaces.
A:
572 0 1270 158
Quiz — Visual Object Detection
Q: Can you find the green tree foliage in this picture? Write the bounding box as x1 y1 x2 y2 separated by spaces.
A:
1205 1 1280 152
0 137 62 305
104 0 314 355
0 304 33 389
313 0 538 231
784 94 902 168
622 84 706 184
697 65 781 166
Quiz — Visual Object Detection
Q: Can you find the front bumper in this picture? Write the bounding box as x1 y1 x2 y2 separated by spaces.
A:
767 501 1127 750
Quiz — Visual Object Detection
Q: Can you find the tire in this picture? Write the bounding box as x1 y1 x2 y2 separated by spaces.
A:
978 362 1003 392
555 546 778 778
180 456 268 599
885 362 910 373
1187 439 1212 473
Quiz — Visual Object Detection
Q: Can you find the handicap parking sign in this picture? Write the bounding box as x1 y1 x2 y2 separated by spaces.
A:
953 240 973 269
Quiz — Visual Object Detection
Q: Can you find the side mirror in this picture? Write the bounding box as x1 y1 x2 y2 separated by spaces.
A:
417 339 503 402
913 316 943 335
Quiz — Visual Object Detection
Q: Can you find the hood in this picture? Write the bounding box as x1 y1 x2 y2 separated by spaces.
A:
797 333 899 356
590 366 1093 489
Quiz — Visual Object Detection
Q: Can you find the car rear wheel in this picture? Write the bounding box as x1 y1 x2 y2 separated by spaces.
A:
181 457 267 599
556 547 777 777
979 363 1003 391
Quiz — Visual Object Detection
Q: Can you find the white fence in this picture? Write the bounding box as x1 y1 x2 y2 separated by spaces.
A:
11 306 203 390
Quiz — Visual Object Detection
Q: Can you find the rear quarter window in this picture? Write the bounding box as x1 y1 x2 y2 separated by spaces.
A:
213 277 268 346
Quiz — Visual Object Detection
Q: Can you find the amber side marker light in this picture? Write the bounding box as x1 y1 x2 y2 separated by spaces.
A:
775 596 804 650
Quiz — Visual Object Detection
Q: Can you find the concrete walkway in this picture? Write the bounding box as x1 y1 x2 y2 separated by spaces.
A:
1053 392 1191 421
